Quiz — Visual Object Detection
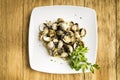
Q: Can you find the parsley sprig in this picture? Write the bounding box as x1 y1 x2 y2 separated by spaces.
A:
69 46 100 73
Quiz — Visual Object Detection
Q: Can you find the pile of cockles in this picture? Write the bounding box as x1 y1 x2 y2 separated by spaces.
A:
39 18 86 58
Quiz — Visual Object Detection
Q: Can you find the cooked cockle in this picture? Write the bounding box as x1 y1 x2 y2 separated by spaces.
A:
75 32 80 38
58 40 63 48
67 45 73 53
57 48 64 54
71 23 79 31
60 52 68 58
57 18 64 23
68 31 74 37
69 21 74 27
73 42 78 49
43 27 49 35
73 41 84 49
49 29 55 37
53 38 58 43
52 23 57 30
70 36 76 43
78 40 84 47
39 23 46 31
39 18 86 58
45 21 52 27
79 28 86 37
63 35 71 43
39 32 43 40
56 30 64 36
42 35 51 42
47 41 55 49
59 22 70 31
53 48 58 56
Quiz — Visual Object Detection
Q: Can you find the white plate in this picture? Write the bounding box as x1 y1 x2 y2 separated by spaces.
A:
29 6 98 74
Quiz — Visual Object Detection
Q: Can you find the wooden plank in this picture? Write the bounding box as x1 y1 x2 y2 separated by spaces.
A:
23 0 53 80
0 0 7 80
117 0 120 80
6 0 23 80
53 0 84 6
84 0 116 80
53 0 85 80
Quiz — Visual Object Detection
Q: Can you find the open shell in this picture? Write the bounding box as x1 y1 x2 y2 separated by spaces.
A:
52 23 57 30
58 40 63 48
47 41 55 49
67 45 73 53
63 35 71 43
71 23 78 31
39 24 46 31
61 52 68 58
79 28 86 37
43 36 51 42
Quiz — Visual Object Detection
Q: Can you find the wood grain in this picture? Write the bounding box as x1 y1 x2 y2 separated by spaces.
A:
23 0 53 80
5 0 23 80
0 0 7 80
84 0 117 80
117 0 120 80
53 0 84 6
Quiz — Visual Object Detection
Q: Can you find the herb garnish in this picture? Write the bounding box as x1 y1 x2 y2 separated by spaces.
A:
69 46 100 73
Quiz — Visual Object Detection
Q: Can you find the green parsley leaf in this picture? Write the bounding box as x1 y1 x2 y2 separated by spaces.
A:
93 64 100 69
69 45 100 73
90 65 94 73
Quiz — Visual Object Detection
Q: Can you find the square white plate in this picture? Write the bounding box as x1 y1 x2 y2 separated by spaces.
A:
29 6 98 74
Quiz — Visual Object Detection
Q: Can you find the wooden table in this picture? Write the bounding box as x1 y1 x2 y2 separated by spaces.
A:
0 0 120 80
